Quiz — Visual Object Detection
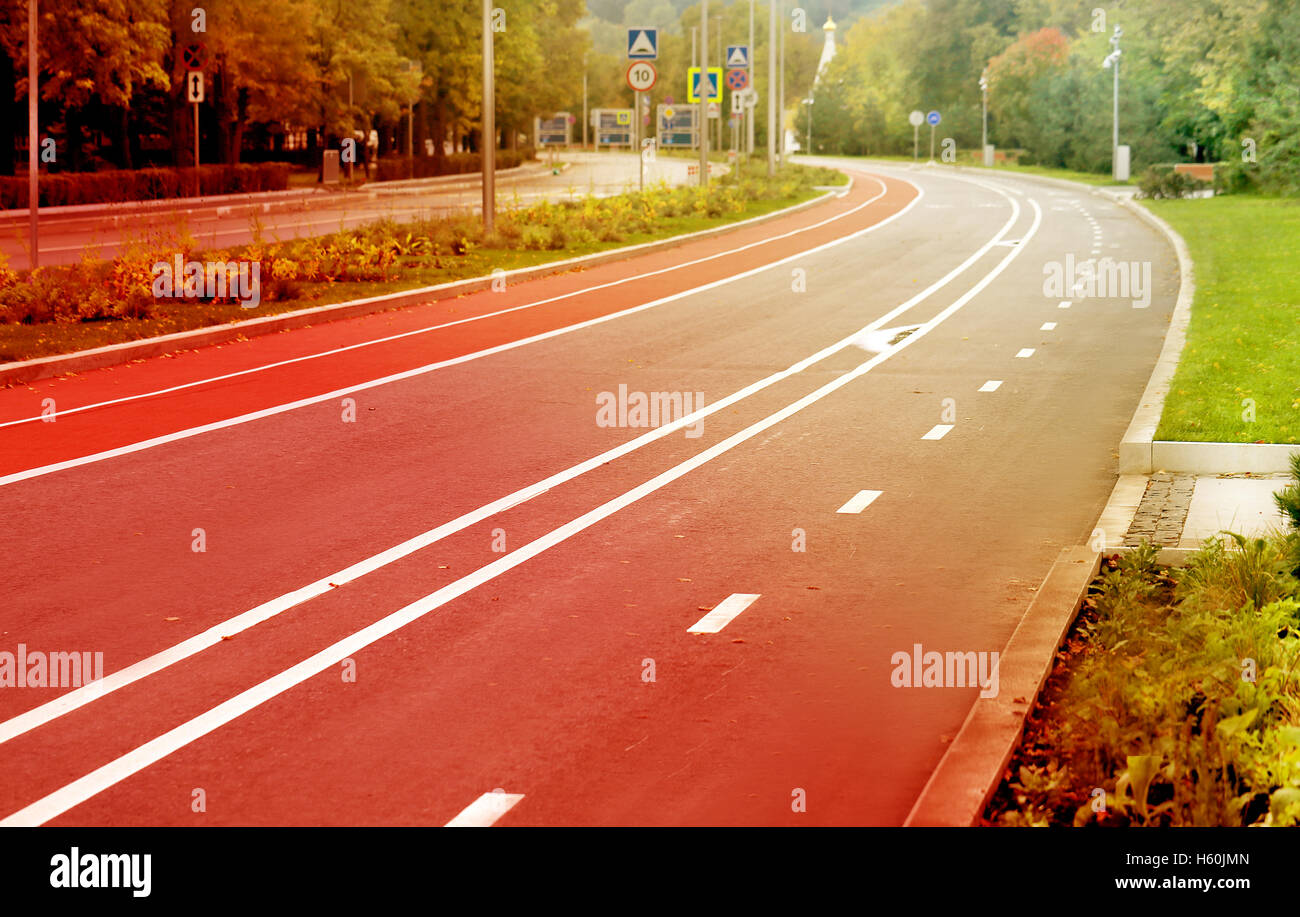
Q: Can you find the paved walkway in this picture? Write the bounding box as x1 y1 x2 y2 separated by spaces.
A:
1124 473 1293 548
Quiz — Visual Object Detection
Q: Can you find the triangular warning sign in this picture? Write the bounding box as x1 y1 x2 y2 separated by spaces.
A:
629 30 656 57
726 46 748 67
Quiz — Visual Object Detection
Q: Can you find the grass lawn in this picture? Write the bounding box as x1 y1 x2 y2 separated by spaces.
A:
1145 195 1300 444
0 162 839 362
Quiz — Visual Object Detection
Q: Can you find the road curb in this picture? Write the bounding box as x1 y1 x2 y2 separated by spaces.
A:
903 546 1101 826
0 184 843 386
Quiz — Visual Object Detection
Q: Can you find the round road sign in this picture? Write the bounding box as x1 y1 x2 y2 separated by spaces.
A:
663 106 675 119
908 110 924 127
927 110 941 126
725 68 749 91
627 61 657 92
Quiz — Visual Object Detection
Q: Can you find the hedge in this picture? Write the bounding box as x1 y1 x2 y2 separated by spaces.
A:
375 148 535 182
0 163 292 210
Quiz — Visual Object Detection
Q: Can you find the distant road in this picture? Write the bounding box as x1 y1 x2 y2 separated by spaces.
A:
0 152 707 271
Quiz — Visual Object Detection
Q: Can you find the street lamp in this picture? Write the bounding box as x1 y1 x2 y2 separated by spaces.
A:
802 96 813 155
1103 25 1122 180
481 0 494 233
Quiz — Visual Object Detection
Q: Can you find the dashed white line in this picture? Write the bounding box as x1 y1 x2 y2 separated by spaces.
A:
836 489 883 513
688 594 761 634
978 380 1002 392
1059 300 1072 309
922 424 954 440
1016 348 1035 358
1040 322 1056 331
445 792 525 827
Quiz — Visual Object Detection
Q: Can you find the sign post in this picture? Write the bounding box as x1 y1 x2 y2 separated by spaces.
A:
626 32 658 193
908 110 923 162
926 110 941 162
187 71 204 195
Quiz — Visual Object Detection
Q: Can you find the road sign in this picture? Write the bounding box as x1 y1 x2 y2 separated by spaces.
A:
627 61 657 92
725 45 749 68
731 91 744 114
927 110 941 126
536 113 571 146
182 42 206 71
657 104 697 148
725 68 749 91
663 106 675 119
742 88 758 108
187 71 204 104
627 29 658 59
687 67 722 103
707 101 720 119
909 110 924 127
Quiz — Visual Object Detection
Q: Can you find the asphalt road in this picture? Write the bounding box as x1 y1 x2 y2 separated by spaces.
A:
0 152 702 271
0 160 1177 825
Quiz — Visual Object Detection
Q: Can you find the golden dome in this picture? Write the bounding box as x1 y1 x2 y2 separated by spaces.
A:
824 16 836 31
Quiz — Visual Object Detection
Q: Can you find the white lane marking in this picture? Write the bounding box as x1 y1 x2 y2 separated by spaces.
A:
0 177 1029 744
445 792 525 827
5 179 888 430
1016 348 1035 358
836 489 882 513
1040 322 1056 331
978 380 1002 392
2 179 913 486
688 594 761 634
0 195 1044 826
921 424 953 440
1058 300 1071 309
850 323 922 354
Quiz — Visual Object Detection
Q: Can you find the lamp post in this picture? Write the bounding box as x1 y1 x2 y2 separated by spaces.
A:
698 0 709 187
802 96 813 155
766 0 775 175
481 0 494 233
28 0 38 268
1103 25 1122 180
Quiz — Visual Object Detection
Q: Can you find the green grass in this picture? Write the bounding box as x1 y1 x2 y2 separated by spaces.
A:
1146 195 1300 444
0 162 836 362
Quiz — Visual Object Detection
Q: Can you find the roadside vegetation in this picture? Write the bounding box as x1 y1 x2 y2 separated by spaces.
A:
987 459 1300 827
0 161 844 362
1147 195 1300 445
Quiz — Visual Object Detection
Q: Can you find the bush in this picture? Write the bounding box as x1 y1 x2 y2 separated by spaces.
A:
1213 160 1257 195
0 163 292 209
1138 164 1211 199
1276 453 1300 532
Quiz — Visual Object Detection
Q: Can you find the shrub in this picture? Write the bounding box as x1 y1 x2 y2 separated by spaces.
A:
0 163 292 209
1138 165 1210 199
1276 453 1300 532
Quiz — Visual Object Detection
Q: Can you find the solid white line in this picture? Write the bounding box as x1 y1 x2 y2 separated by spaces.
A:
3 178 887 430
688 594 761 634
921 424 953 440
1015 348 1035 358
836 489 882 514
978 380 1002 392
444 792 524 827
0 175 1028 744
0 179 905 486
1040 322 1056 331
0 193 1044 826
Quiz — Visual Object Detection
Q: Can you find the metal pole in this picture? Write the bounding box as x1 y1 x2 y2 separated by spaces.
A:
193 101 200 192
482 0 494 233
1112 55 1119 178
715 17 722 152
27 0 37 268
582 58 588 150
766 0 775 175
807 98 812 154
913 123 918 162
699 1 708 186
929 123 935 162
981 77 987 159
747 0 754 156
778 0 785 163
348 72 355 181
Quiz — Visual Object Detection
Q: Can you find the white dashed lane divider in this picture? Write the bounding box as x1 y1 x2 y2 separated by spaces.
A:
1016 348 1036 358
688 594 762 634
922 424 953 441
445 792 525 827
835 489 883 514
978 380 1003 392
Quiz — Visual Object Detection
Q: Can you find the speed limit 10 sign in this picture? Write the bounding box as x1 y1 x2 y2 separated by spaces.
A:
626 61 657 92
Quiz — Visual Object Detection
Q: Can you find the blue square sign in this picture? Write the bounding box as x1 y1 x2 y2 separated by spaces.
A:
627 29 658 60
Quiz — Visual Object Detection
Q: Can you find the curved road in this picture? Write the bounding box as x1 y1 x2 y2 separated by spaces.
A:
0 161 1176 826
